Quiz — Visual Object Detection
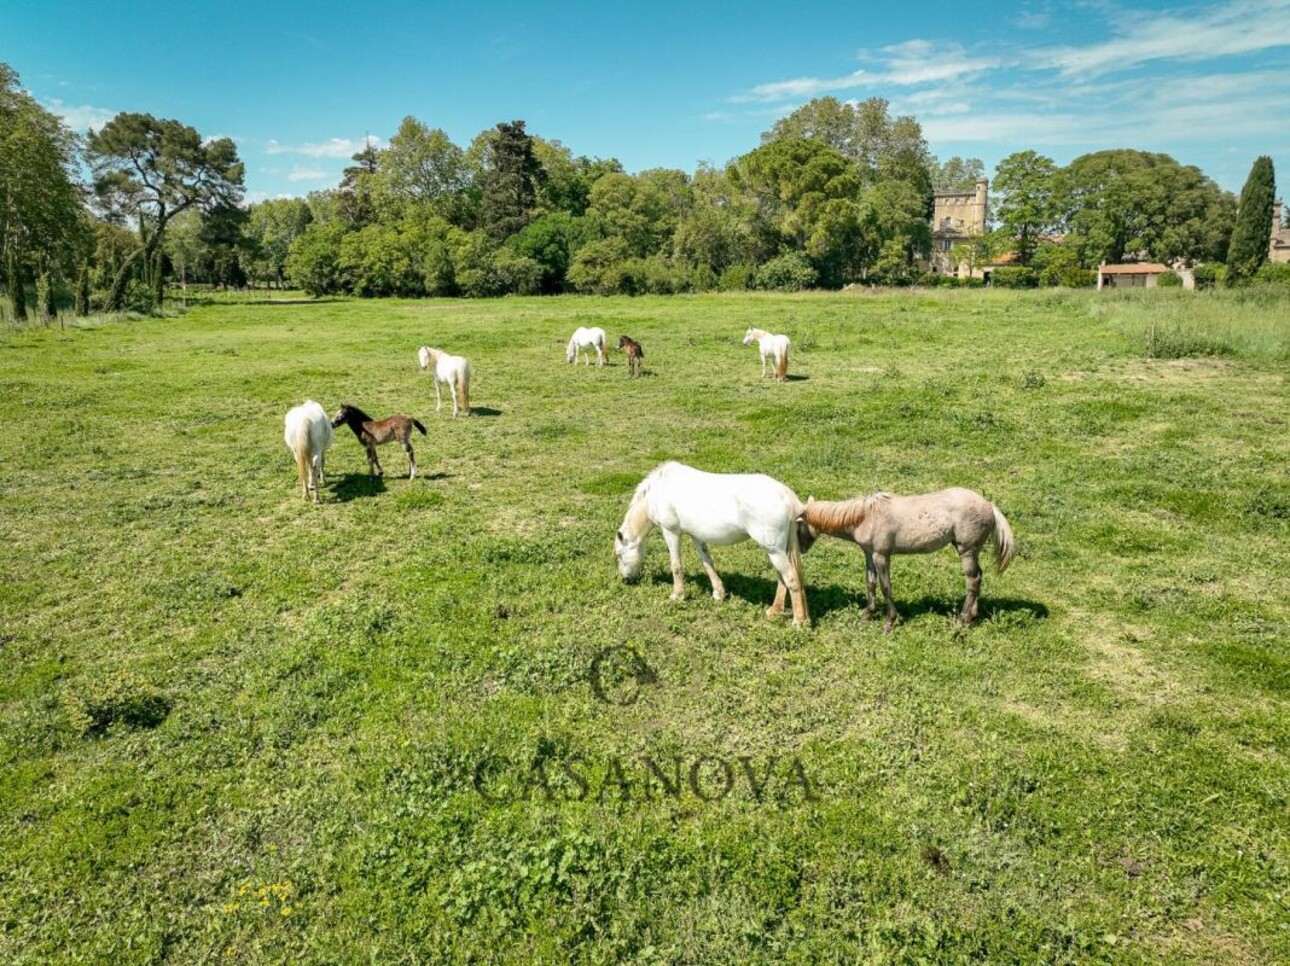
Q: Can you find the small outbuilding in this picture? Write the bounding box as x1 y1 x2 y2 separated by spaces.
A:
1097 263 1171 289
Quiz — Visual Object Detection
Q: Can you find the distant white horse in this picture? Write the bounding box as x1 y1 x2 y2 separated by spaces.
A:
284 400 334 503
614 461 811 625
743 327 790 381
418 346 471 417
566 326 607 366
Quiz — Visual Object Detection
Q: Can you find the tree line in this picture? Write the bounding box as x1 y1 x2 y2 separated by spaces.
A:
1 64 1282 318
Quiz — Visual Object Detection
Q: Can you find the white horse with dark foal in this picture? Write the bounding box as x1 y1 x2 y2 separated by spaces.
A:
566 326 608 366
615 462 811 625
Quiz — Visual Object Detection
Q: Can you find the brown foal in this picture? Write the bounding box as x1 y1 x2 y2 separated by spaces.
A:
617 335 644 377
331 404 427 480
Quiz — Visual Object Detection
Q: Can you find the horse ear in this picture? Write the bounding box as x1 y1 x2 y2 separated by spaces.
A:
807 495 815 504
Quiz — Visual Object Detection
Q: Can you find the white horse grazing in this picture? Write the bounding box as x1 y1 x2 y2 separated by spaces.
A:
284 400 334 503
566 326 607 366
418 346 471 417
743 327 790 382
614 461 811 626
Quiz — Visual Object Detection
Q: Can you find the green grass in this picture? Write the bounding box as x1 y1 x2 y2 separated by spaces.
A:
1 289 1287 963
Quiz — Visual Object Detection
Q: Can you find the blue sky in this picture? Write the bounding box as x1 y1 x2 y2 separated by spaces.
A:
7 0 1290 200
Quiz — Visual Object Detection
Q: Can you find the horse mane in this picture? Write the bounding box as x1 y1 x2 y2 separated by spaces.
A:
802 493 889 534
339 403 371 424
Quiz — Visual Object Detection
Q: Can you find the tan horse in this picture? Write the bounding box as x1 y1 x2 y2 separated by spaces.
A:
331 404 426 480
797 488 1016 631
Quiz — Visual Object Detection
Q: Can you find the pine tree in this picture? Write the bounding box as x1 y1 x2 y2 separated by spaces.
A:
1226 156 1275 285
478 120 544 242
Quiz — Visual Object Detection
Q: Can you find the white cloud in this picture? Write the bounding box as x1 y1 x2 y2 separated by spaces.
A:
731 40 1001 103
266 134 383 158
1031 0 1290 77
42 98 115 131
286 166 328 182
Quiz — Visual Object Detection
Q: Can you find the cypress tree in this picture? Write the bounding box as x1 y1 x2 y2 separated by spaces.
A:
1226 156 1275 285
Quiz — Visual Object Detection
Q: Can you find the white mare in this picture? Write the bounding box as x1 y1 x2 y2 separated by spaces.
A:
284 400 334 503
614 461 811 625
742 327 790 381
566 326 607 366
418 346 472 417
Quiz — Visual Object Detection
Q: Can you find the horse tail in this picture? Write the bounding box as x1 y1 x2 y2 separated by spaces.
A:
458 363 471 415
776 346 789 380
290 426 310 492
637 342 644 359
991 505 1016 574
412 419 427 436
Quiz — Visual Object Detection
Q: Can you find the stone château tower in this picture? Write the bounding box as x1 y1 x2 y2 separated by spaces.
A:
929 177 989 275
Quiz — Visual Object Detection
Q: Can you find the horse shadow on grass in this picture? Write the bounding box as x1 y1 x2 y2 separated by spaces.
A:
331 473 387 502
466 407 503 417
647 571 858 621
783 374 809 382
891 594 1049 625
652 572 1047 626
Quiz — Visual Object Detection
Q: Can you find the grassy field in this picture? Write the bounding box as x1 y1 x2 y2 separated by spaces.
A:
1 289 1287 963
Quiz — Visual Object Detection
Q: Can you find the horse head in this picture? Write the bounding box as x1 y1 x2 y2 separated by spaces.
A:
614 528 644 581
331 404 360 428
742 327 757 345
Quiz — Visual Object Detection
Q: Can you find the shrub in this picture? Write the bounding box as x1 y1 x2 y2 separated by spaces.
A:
755 252 818 292
1192 263 1226 291
568 238 634 295
1061 268 1097 288
719 263 756 291
1254 262 1290 288
990 266 1038 289
1157 270 1183 288
917 272 949 287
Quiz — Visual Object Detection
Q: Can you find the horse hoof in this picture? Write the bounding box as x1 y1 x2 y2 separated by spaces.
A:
670 593 684 601
883 621 896 634
764 607 782 620
712 590 726 601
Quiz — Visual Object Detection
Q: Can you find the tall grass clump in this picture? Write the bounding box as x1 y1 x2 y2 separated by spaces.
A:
1098 288 1290 361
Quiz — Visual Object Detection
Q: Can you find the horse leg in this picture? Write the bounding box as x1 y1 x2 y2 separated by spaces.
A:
760 352 767 378
434 379 442 412
662 528 685 600
874 553 898 633
695 541 725 601
767 549 809 626
957 547 983 625
405 441 416 480
366 443 383 477
861 550 878 620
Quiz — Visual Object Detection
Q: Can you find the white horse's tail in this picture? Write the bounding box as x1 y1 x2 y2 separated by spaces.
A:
289 424 310 494
458 362 471 415
776 345 789 380
992 505 1016 574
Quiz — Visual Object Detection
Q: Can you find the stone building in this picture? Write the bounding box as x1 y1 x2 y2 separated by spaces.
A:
1270 198 1290 264
928 177 989 275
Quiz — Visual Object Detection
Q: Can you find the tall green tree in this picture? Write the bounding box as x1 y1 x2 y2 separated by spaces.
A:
0 64 89 319
477 120 544 242
1226 155 1275 285
87 112 243 309
993 151 1059 265
932 156 986 192
245 198 313 287
1057 149 1233 267
378 117 469 222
